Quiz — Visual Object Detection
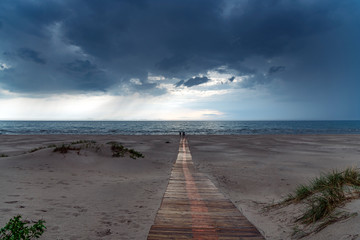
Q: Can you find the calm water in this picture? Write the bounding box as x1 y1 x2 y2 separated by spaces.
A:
0 121 360 135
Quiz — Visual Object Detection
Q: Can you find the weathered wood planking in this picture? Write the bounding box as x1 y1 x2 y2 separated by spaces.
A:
147 138 264 239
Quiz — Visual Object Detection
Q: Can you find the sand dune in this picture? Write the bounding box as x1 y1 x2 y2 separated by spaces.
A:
0 135 178 240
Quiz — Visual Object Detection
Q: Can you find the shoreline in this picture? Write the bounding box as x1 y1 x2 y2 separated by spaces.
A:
1 135 360 239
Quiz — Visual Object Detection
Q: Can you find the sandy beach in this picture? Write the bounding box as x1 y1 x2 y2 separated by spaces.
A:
0 135 179 240
1 135 360 239
189 135 360 240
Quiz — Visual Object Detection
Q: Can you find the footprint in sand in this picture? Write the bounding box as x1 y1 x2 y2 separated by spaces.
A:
57 180 69 185
1 208 12 212
131 223 140 228
101 220 112 226
64 212 72 216
119 219 127 224
73 206 87 213
134 205 145 209
36 209 47 212
340 234 360 240
4 201 18 204
96 229 112 237
51 226 60 231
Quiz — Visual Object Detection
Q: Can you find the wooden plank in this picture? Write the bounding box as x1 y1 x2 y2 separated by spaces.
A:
147 138 264 239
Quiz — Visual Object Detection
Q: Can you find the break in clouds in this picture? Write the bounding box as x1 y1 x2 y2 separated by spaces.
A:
0 0 359 118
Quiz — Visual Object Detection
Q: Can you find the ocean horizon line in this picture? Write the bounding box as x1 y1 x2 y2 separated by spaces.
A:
1 120 360 135
1 119 359 122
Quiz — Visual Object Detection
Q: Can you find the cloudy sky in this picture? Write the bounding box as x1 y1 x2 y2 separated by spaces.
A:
0 0 359 120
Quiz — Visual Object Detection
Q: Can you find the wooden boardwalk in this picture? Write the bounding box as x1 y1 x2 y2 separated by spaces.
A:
147 138 264 240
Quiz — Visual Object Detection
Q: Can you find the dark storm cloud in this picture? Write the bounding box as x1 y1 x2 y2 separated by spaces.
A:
176 76 210 88
18 48 46 64
62 60 111 91
175 80 185 88
156 55 188 73
65 60 97 72
268 66 285 75
183 77 210 88
0 0 359 110
228 76 235 82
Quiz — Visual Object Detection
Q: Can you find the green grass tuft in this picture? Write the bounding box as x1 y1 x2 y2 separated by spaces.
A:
294 184 312 201
111 143 126 157
71 140 96 145
29 146 46 153
284 167 360 224
299 188 345 224
53 144 80 154
108 142 144 159
128 149 144 159
29 144 58 153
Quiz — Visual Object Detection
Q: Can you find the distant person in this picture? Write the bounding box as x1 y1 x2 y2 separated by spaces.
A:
179 131 182 137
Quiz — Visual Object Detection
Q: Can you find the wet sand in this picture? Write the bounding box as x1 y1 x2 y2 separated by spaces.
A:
1 135 360 239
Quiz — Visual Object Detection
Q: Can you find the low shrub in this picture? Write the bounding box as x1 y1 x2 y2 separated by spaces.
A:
0 215 46 240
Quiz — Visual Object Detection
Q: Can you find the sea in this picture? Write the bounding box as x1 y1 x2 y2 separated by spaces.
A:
0 121 360 135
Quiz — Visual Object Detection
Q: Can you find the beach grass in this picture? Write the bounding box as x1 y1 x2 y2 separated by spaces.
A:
53 144 80 154
285 167 360 224
52 140 101 154
29 146 47 153
71 140 96 145
108 142 144 159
